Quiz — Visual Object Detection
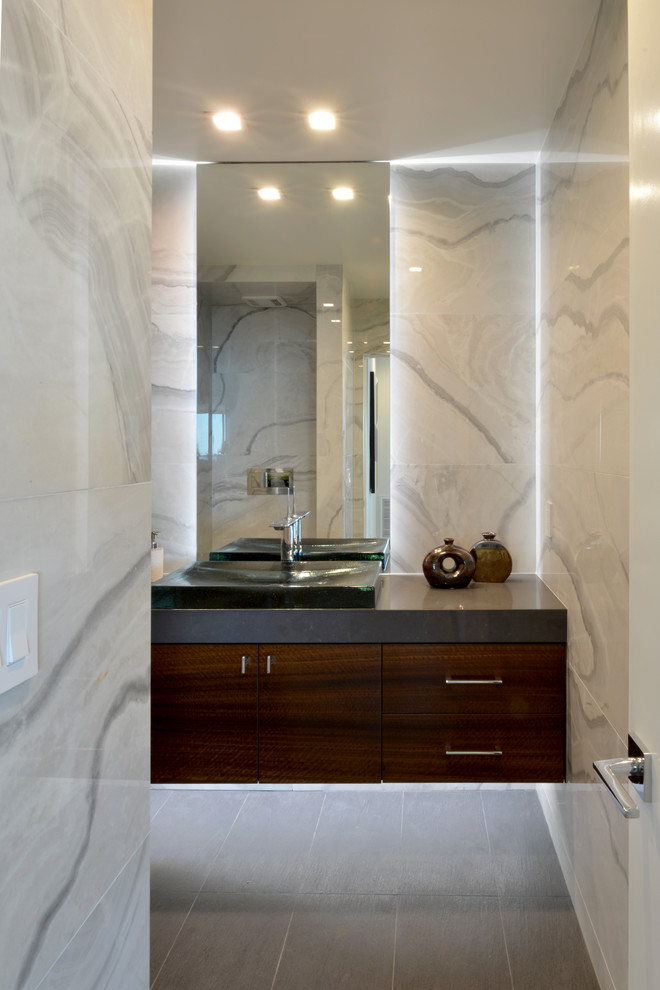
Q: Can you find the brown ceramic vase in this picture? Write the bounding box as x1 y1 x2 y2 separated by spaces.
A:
422 537 476 588
470 531 513 582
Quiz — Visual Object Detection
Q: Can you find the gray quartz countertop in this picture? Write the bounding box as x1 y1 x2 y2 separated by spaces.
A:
152 573 566 645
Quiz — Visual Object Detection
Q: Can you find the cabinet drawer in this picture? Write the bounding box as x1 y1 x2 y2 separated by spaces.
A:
383 644 565 715
382 714 565 782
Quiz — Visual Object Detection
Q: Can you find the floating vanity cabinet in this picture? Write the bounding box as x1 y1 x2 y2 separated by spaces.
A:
258 644 381 783
151 644 258 783
382 644 565 782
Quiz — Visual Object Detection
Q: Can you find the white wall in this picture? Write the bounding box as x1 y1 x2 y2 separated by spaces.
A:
628 1 660 987
537 2 630 987
0 1 152 987
390 163 536 573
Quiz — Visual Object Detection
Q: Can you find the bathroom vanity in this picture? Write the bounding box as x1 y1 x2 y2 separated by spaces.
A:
151 574 567 785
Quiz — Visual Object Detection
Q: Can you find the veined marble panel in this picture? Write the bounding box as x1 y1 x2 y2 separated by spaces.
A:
199 297 317 553
391 313 535 467
31 0 152 126
0 484 150 990
539 466 628 740
390 463 535 574
538 4 629 987
35 838 149 990
0 0 151 499
391 165 535 317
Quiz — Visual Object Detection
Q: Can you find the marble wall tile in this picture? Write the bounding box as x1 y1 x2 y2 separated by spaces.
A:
0 0 151 501
391 164 535 317
152 165 198 572
0 2 152 987
0 484 151 989
32 0 152 126
392 313 535 467
390 463 535 574
390 163 535 575
198 296 317 555
36 839 150 990
538 2 629 987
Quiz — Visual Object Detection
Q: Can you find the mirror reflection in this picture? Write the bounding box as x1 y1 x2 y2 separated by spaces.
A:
196 162 390 558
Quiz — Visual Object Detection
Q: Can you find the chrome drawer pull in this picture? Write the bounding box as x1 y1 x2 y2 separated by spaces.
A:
240 654 252 675
266 654 275 674
445 677 503 686
446 749 503 757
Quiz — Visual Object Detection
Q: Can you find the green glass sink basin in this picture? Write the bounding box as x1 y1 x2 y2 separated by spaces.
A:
209 537 390 567
151 559 384 609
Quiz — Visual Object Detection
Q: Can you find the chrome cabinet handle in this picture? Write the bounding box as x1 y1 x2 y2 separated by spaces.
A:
240 654 252 675
446 749 503 757
266 654 275 674
445 677 503 686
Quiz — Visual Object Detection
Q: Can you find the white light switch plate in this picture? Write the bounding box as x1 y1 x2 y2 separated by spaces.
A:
0 574 39 696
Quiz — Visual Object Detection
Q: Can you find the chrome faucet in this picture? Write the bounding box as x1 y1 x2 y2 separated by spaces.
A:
269 483 309 562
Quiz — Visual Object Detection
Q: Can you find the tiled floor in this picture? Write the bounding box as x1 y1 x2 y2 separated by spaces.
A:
150 786 600 989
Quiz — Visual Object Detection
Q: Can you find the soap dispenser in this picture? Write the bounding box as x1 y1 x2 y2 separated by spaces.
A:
151 531 164 581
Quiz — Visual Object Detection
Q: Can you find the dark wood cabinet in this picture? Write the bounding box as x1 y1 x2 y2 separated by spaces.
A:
382 643 565 782
151 643 258 783
258 644 381 783
151 641 566 784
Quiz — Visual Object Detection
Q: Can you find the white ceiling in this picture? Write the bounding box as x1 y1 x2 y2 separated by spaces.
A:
154 0 601 163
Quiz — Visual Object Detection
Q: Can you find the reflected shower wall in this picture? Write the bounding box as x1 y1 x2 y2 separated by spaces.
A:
197 272 317 557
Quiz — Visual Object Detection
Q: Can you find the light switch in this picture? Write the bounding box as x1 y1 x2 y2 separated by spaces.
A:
7 600 29 665
0 574 39 695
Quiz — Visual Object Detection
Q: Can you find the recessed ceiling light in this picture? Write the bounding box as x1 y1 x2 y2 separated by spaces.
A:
308 110 336 130
257 187 281 201
322 302 334 308
212 111 242 131
331 319 341 323
332 187 354 201
409 266 423 272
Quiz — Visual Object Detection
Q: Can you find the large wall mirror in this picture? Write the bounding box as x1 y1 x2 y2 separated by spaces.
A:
196 161 390 557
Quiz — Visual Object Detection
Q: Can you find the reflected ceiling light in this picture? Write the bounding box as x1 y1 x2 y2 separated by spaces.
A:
332 187 354 200
257 187 280 200
212 111 242 131
331 319 341 323
409 266 422 272
308 110 336 130
322 302 334 308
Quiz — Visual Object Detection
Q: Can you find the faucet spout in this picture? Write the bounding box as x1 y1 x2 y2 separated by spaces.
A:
269 510 310 562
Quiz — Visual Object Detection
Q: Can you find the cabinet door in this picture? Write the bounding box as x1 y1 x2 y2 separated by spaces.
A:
383 644 565 715
258 644 381 783
151 644 258 783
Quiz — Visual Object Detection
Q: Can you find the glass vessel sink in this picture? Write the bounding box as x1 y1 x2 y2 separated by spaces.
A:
151 559 384 609
209 537 390 567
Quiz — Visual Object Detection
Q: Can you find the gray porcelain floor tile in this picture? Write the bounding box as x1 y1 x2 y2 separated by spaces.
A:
398 791 496 895
151 790 247 893
272 893 396 990
203 790 325 893
300 790 403 894
151 892 294 990
482 790 568 895
150 887 197 981
500 895 600 989
394 895 513 990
